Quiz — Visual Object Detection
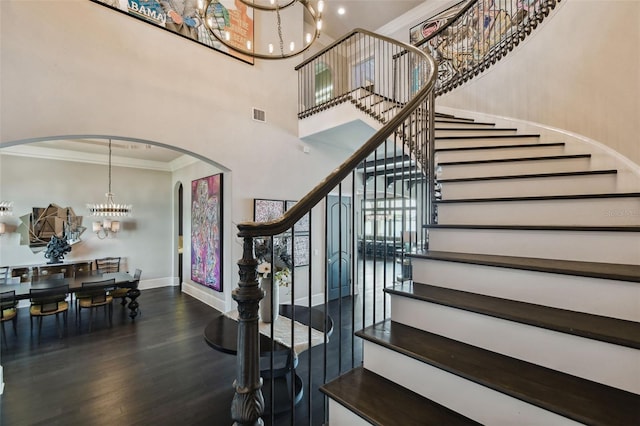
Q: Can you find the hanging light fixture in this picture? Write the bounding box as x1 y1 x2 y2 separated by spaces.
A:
197 0 324 60
87 139 132 218
0 201 12 216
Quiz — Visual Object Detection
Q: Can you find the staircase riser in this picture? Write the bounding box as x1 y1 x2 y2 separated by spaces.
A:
437 158 592 179
427 228 640 264
437 198 640 226
327 399 372 426
436 136 540 150
441 175 618 199
435 121 495 129
390 297 640 393
363 342 582 426
411 259 640 321
435 130 518 137
435 145 566 162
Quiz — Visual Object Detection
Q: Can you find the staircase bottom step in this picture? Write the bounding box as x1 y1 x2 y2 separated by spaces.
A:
320 366 481 426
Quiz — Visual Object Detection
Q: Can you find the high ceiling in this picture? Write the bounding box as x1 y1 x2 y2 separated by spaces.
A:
320 1 424 41
4 1 426 166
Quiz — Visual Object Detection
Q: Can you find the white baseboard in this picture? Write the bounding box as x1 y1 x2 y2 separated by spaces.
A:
137 277 177 291
182 282 226 312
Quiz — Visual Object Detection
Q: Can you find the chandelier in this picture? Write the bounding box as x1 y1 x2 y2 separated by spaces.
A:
87 139 132 218
0 201 12 216
197 0 324 60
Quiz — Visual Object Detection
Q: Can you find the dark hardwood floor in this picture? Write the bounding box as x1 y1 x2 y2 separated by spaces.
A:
1 285 378 426
1 288 237 426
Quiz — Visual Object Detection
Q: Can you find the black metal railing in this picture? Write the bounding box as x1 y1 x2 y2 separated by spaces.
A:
230 29 436 425
413 0 562 95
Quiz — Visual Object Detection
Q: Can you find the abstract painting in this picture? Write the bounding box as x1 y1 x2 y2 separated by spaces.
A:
191 173 223 291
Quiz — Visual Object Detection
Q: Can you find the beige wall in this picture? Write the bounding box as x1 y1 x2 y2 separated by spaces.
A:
0 155 173 281
0 0 350 311
435 0 640 166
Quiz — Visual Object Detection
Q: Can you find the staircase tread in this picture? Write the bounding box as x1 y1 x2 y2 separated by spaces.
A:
434 142 564 153
435 119 496 126
436 191 640 203
357 320 640 426
320 366 481 426
435 127 517 131
424 224 640 232
408 250 640 283
387 282 640 348
437 169 617 183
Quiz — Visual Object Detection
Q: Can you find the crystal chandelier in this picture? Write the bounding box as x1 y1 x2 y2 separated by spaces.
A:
197 0 324 60
87 140 132 217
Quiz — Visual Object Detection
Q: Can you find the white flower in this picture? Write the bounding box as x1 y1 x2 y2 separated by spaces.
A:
274 267 291 287
257 262 272 278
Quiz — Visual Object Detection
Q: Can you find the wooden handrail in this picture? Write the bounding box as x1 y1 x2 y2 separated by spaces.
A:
238 29 437 238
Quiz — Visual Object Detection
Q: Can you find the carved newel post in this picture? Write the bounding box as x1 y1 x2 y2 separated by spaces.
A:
231 237 265 425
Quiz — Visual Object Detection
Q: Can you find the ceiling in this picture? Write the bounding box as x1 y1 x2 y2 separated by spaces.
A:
3 1 426 167
319 1 424 41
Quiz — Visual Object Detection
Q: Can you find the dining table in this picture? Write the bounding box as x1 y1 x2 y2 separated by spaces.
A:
3 271 141 319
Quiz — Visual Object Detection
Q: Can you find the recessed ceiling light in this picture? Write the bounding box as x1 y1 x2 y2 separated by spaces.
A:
338 6 346 15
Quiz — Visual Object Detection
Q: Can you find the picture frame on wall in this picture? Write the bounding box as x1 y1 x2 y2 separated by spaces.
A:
191 173 223 291
254 199 285 223
285 200 310 234
90 0 255 64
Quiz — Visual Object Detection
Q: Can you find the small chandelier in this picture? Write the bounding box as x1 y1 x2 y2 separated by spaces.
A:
0 201 12 216
197 0 324 60
87 139 132 218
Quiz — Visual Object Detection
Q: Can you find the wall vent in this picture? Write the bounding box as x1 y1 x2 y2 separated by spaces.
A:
252 108 266 123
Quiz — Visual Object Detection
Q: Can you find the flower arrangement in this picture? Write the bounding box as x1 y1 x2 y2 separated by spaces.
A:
255 236 292 287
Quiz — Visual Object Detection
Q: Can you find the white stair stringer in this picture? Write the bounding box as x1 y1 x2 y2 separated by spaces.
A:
427 228 640 264
362 342 582 426
390 295 640 394
436 197 640 226
410 258 640 322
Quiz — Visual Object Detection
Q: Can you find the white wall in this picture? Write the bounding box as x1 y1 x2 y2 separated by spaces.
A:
431 0 639 166
0 0 352 312
0 154 173 282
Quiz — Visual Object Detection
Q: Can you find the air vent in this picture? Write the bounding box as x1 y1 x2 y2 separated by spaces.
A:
252 107 266 123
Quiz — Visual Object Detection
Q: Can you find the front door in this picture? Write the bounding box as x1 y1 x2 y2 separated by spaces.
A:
327 195 351 300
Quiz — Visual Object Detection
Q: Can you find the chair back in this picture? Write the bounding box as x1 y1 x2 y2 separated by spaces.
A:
73 261 93 278
132 269 142 288
81 279 116 304
38 264 71 278
0 290 17 319
30 285 69 314
11 267 32 283
95 257 121 273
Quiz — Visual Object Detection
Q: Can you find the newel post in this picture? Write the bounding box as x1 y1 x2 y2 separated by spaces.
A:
231 237 265 425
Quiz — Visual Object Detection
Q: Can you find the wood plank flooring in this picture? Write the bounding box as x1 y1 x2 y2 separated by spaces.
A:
1 286 364 426
1 288 237 426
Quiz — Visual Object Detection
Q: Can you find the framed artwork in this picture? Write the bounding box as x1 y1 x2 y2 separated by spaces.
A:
191 173 223 291
292 234 309 267
285 200 310 234
90 0 254 64
254 199 285 223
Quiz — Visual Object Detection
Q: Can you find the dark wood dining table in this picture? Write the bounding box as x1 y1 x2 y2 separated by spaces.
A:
4 271 141 319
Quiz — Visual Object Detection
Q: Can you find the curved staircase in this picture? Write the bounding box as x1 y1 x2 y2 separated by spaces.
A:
320 113 640 425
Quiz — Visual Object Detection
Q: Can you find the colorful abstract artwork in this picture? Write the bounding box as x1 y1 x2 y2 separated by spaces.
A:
91 0 254 64
191 174 223 291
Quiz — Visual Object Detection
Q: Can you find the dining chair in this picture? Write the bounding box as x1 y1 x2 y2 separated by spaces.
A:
29 284 70 339
77 279 116 331
38 264 71 279
72 261 93 278
94 257 121 273
111 268 141 306
11 267 32 283
1 290 18 345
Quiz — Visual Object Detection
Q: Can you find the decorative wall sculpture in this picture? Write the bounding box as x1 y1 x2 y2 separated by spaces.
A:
17 204 86 253
191 173 223 291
